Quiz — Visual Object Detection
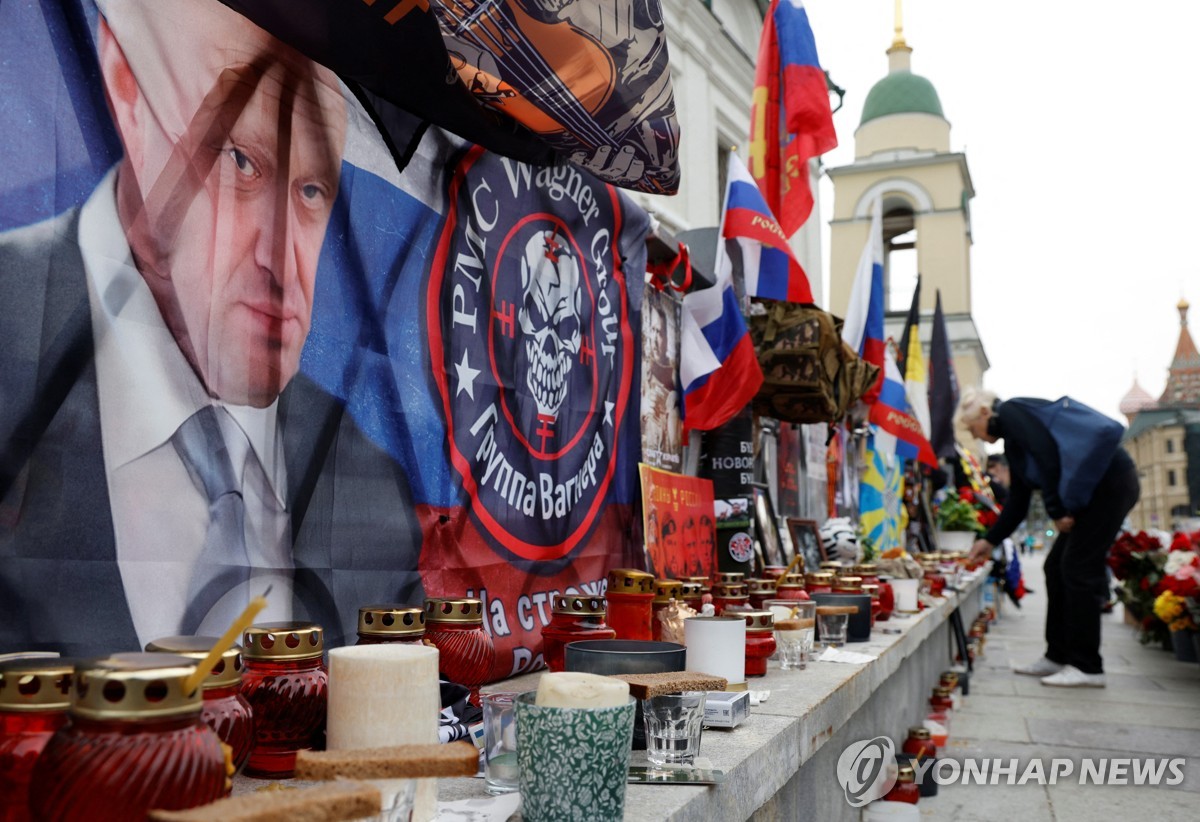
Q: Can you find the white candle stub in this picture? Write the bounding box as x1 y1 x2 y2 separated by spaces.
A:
535 671 630 708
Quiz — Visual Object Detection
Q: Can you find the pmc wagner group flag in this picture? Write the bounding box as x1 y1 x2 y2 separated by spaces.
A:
0 0 647 681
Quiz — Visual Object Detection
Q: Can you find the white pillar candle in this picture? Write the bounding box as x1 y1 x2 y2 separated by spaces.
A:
891 578 920 613
684 616 745 688
327 644 440 822
535 671 630 708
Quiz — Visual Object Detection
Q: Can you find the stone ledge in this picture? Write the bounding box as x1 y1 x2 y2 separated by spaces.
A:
438 571 988 821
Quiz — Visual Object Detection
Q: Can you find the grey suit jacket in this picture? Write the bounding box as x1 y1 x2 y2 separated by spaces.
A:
0 210 424 655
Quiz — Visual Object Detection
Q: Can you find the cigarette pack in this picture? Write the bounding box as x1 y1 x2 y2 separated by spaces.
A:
703 689 750 728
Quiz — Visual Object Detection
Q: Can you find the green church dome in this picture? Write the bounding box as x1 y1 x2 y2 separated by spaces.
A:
860 70 944 126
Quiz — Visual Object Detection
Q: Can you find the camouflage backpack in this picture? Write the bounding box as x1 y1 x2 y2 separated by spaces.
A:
748 301 879 425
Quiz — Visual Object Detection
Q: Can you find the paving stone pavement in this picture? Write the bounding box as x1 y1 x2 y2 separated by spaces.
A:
919 549 1200 821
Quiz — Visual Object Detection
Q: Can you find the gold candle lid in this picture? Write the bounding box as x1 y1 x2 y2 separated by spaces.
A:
897 762 916 781
781 573 807 587
0 658 75 712
72 653 202 720
854 563 880 577
679 582 704 598
862 583 880 598
742 610 774 633
836 576 863 591
715 572 745 585
357 605 426 638
908 726 932 739
805 572 835 586
553 595 606 616
424 598 485 625
940 670 960 683
819 561 842 571
145 636 244 689
746 578 776 594
933 686 953 697
712 583 749 597
607 569 655 594
653 580 684 603
243 622 325 660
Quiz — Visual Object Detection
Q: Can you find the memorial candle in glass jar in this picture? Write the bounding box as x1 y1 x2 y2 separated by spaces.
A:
741 611 776 677
861 583 881 626
715 571 745 587
774 578 807 602
805 572 835 595
28 654 226 820
929 686 954 713
883 761 920 804
746 578 776 610
0 658 73 822
902 727 939 797
424 598 496 707
541 595 616 672
651 580 684 640
711 583 750 615
241 622 328 779
833 575 862 595
605 569 655 641
145 636 254 775
875 578 896 621
355 604 426 645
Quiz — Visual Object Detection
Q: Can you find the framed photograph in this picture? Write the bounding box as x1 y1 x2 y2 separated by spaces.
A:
787 518 825 574
751 483 784 568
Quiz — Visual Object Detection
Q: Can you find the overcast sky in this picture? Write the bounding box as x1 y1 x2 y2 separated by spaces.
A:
806 0 1197 422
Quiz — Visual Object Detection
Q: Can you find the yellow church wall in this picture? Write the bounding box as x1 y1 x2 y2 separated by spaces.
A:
1126 424 1191 531
854 112 950 159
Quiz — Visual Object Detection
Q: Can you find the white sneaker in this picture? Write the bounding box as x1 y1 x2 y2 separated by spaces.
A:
1041 665 1106 688
1014 657 1063 676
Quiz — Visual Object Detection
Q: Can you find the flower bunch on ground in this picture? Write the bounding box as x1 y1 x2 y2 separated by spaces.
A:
1153 590 1196 632
1108 531 1169 645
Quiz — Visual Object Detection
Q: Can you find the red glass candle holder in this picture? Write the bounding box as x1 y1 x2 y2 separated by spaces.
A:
241 622 328 779
541 595 617 672
929 686 954 713
742 611 777 677
0 659 73 822
606 569 655 641
146 636 254 776
28 654 226 821
875 579 895 621
883 769 920 804
423 598 496 707
356 604 426 645
746 579 776 610
805 572 835 595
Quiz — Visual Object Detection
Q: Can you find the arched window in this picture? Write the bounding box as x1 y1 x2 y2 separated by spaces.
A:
883 201 918 312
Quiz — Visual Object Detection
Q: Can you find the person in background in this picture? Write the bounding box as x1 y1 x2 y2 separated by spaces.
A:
961 389 1139 688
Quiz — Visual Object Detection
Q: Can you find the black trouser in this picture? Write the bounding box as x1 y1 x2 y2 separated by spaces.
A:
1043 449 1139 674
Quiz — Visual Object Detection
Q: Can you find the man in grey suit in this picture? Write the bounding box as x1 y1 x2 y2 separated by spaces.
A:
0 0 422 655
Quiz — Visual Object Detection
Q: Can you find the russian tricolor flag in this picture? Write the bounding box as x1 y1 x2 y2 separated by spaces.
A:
869 346 938 468
841 197 885 404
722 153 814 303
680 156 767 432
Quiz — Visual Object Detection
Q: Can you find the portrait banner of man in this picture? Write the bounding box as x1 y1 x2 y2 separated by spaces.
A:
640 284 682 472
638 463 716 579
1 0 649 681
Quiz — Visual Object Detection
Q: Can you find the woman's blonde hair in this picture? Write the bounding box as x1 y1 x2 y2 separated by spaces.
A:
955 388 999 429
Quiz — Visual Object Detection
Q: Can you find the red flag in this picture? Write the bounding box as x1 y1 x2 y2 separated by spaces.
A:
748 0 838 237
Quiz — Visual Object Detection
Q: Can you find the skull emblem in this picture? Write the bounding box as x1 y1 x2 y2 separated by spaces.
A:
518 229 582 420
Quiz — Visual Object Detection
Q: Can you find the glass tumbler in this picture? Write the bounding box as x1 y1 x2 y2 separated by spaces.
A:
640 691 707 767
482 692 519 795
816 611 849 649
767 599 815 670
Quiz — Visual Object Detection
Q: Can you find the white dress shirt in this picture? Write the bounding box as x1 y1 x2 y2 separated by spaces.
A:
79 170 293 646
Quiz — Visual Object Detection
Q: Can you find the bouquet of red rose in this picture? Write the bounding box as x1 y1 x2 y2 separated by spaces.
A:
1108 531 1170 645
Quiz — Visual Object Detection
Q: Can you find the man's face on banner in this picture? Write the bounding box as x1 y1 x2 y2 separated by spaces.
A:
100 0 347 407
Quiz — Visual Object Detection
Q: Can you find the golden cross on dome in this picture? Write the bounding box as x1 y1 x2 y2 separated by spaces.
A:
892 0 908 49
